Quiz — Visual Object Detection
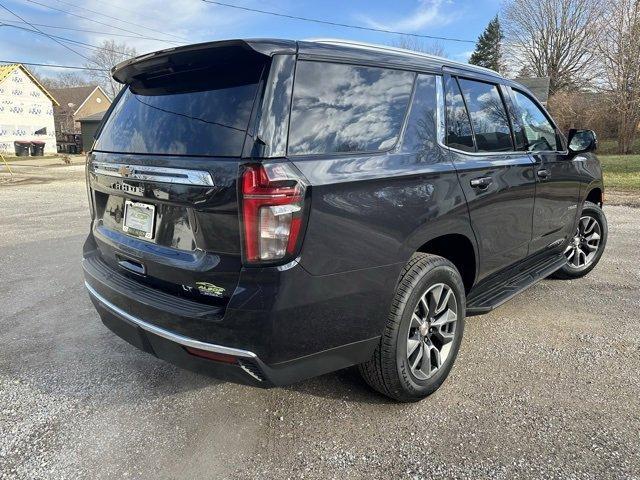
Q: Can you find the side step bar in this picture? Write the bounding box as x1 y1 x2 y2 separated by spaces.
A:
466 254 567 316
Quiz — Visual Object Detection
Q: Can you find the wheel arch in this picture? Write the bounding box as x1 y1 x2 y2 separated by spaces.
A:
585 185 603 206
415 232 477 293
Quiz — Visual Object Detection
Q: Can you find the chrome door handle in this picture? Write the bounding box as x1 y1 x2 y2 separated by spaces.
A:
470 176 492 189
537 169 550 179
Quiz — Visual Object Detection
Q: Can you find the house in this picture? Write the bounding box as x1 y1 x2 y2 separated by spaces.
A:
49 85 110 151
0 63 59 155
78 110 106 153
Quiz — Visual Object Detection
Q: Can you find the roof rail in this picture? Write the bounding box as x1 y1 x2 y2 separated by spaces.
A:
305 38 500 77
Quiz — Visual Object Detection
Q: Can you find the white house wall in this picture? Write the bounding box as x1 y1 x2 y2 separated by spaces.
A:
0 68 57 155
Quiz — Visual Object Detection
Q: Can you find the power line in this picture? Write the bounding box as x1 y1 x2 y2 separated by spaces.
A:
0 60 108 71
201 0 476 44
0 23 139 56
0 2 93 62
0 17 188 42
49 0 188 42
24 0 184 45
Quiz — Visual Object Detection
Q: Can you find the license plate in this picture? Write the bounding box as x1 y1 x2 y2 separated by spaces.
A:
123 200 155 239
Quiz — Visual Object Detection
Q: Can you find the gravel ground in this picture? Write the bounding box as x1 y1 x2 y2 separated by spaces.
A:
1 165 639 479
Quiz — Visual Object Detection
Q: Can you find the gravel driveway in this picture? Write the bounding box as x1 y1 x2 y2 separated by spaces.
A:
1 165 639 479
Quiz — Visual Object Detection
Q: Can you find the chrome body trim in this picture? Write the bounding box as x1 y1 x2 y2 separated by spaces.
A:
91 161 214 187
84 281 257 359
435 75 446 145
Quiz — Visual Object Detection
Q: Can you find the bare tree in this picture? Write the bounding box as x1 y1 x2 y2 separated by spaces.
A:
391 36 447 58
39 72 91 90
502 0 602 93
84 40 138 99
595 0 640 154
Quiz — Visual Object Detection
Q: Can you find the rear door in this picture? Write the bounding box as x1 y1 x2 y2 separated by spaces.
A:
507 88 581 254
444 75 536 279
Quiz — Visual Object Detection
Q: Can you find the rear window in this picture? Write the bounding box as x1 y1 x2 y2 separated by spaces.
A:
288 61 414 155
94 63 263 157
445 77 474 152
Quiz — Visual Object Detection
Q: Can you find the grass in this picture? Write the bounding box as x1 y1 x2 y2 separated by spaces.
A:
598 138 640 155
600 154 640 191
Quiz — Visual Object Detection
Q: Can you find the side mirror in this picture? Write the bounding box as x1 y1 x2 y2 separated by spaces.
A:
567 129 597 155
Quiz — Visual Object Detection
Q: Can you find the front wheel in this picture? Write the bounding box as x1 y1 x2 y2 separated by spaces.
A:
552 201 608 279
359 253 465 402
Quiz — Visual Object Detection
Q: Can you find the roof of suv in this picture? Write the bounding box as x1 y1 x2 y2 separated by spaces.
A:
299 39 502 78
112 38 505 84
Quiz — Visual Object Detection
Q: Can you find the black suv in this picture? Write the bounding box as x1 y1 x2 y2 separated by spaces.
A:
83 39 607 401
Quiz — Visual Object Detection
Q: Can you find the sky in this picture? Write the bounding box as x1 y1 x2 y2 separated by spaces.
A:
0 0 502 78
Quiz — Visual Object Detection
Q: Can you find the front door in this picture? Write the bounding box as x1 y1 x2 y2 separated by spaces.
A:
508 88 581 254
444 75 536 280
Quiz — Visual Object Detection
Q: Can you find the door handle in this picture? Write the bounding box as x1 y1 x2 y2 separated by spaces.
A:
537 169 550 179
470 176 493 189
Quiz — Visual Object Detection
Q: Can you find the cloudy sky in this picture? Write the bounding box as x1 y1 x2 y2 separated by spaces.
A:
0 0 502 77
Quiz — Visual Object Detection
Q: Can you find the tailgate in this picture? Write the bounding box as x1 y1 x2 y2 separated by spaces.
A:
87 152 242 307
84 42 272 307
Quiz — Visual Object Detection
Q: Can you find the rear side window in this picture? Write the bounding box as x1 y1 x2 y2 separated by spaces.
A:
95 63 263 157
401 74 438 159
511 90 559 151
457 79 513 152
445 77 474 152
288 61 414 155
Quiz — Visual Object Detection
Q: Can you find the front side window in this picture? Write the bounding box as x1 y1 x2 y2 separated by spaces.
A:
288 61 414 155
511 90 559 152
457 78 513 152
445 77 474 152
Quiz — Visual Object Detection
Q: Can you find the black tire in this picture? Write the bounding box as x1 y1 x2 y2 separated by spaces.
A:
359 253 465 402
552 201 608 280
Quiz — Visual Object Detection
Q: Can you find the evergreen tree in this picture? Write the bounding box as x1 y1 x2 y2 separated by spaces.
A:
469 16 505 73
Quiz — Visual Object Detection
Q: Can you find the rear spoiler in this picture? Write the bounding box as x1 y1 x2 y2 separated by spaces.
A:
111 39 297 85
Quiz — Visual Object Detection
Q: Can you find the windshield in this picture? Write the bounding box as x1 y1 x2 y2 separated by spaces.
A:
94 63 264 157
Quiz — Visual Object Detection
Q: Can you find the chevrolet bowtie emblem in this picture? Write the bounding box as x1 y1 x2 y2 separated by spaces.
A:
118 165 134 177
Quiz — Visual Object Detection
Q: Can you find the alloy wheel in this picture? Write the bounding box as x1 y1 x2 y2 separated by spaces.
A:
564 215 602 269
406 283 458 380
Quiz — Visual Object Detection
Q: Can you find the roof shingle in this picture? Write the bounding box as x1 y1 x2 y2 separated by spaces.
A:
49 85 99 112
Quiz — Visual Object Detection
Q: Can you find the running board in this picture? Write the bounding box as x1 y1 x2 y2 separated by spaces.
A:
466 254 566 316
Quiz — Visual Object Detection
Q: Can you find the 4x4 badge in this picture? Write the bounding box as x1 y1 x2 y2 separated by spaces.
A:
195 282 225 298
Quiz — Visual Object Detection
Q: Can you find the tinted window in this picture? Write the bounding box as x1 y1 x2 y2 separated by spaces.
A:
95 64 263 157
512 90 558 151
503 93 527 150
445 77 474 152
288 61 414 155
401 74 437 159
458 79 513 152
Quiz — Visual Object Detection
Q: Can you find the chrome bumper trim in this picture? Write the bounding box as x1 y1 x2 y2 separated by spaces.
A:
84 281 257 359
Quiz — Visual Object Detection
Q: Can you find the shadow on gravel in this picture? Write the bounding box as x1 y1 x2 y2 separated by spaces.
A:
0 176 54 186
282 366 397 405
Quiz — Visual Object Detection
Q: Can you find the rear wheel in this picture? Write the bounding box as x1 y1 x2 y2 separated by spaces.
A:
359 253 465 402
552 201 608 279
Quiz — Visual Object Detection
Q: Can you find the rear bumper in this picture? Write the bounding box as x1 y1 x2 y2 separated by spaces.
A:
86 281 380 387
85 281 271 386
83 240 396 386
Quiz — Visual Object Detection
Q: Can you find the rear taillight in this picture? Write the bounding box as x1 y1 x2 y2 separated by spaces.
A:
240 162 308 265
